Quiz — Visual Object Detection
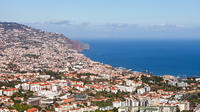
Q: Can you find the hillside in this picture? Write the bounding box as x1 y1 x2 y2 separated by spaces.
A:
0 22 90 72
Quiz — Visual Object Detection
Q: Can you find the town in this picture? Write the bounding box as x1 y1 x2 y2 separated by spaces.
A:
0 69 200 112
0 23 200 112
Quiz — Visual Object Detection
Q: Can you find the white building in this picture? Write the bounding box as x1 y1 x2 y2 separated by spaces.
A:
117 85 136 93
0 89 2 96
126 98 139 107
177 101 190 111
137 86 150 94
113 101 126 108
29 83 41 92
3 88 18 96
37 90 59 99
21 83 30 90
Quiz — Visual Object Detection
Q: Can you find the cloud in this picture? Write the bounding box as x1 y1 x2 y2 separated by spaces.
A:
46 20 71 25
25 20 200 39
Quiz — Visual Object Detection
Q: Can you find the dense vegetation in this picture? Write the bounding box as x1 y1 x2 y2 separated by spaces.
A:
182 92 200 108
13 103 31 112
0 81 21 88
88 91 127 101
92 100 113 107
141 75 181 91
11 89 33 101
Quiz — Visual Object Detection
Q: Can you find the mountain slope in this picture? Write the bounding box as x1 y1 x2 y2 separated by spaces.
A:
0 22 90 72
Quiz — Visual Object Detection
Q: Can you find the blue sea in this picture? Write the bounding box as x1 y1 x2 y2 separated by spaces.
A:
80 38 200 77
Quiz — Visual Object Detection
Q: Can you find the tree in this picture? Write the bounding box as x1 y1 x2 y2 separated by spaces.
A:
113 107 118 112
181 110 192 112
14 103 31 112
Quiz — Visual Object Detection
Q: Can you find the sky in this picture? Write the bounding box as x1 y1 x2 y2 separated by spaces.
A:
0 0 200 39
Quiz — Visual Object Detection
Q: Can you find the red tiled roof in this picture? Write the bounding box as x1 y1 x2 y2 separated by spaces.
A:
27 108 38 112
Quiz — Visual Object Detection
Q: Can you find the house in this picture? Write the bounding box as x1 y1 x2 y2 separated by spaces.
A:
14 97 24 102
78 85 87 91
0 107 10 112
55 106 62 112
177 82 188 87
111 87 118 93
27 108 39 112
9 109 18 112
3 88 18 96
177 101 190 111
195 78 200 82
63 97 75 103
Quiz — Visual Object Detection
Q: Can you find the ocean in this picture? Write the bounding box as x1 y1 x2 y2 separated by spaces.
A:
80 38 200 77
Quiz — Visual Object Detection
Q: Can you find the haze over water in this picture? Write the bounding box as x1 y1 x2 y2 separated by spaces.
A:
82 38 200 77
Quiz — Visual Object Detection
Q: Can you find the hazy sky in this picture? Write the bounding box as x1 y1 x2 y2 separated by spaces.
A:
1 0 200 39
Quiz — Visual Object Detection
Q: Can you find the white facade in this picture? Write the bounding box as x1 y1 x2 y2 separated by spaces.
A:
177 102 190 111
113 101 126 108
0 89 2 96
126 98 139 107
117 85 136 93
137 86 150 94
21 83 30 90
30 84 41 92
38 90 59 99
